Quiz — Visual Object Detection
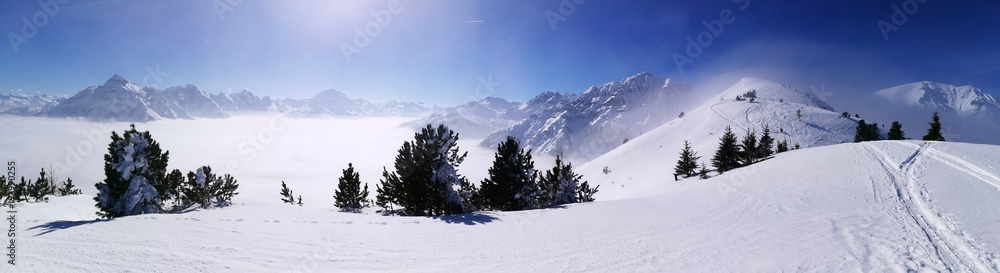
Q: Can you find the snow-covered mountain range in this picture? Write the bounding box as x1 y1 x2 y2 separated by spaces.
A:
490 72 701 160
5 73 1000 154
425 72 845 161
0 75 439 122
0 92 65 115
875 81 1000 118
282 89 440 117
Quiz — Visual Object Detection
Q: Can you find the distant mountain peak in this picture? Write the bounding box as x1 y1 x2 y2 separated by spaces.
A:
105 74 129 85
875 81 999 117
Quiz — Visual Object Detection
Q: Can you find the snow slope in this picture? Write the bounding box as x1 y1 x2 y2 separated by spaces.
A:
11 140 1000 272
576 77 858 199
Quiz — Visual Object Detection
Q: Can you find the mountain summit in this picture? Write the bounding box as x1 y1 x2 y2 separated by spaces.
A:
875 81 1000 118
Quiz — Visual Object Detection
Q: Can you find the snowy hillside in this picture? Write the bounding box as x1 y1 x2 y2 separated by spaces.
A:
577 77 858 199
483 72 697 160
11 140 1000 272
875 81 1000 118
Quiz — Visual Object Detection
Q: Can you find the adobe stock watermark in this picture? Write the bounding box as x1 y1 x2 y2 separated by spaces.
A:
5 160 16 266
545 0 586 31
340 0 403 63
461 74 502 103
672 0 750 73
214 0 243 21
877 0 928 41
141 65 169 88
7 0 70 54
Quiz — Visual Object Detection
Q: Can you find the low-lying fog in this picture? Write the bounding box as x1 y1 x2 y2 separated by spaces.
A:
0 115 555 206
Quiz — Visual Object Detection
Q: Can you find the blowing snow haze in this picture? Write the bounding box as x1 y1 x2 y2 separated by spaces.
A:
2 1 1000 272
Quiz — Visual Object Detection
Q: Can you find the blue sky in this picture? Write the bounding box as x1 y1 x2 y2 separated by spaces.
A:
1 0 998 106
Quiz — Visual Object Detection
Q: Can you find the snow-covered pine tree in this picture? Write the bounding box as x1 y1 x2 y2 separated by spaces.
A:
56 177 81 196
479 136 539 211
376 124 471 216
538 155 596 206
180 166 238 208
923 112 945 141
739 129 759 166
94 124 169 219
334 163 370 211
674 140 700 178
279 181 295 205
712 126 741 173
458 177 480 213
577 181 598 203
182 167 213 208
758 125 774 160
888 121 905 140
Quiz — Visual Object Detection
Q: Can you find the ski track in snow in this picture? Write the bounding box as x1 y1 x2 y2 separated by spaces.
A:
895 141 1000 192
709 103 748 133
861 142 999 272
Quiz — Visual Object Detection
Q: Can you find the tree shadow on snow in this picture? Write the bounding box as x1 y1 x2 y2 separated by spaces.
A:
430 213 499 225
29 219 110 236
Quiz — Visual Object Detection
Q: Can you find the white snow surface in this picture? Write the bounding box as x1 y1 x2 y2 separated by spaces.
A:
2 110 998 271
9 139 1000 272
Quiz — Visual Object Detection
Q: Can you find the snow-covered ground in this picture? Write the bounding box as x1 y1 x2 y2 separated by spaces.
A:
3 112 1000 272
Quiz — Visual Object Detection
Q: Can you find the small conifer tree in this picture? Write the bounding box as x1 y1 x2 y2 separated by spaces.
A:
888 121 905 140
758 124 775 160
674 140 700 178
279 181 296 205
739 129 759 166
334 163 370 211
712 126 741 173
922 112 945 141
